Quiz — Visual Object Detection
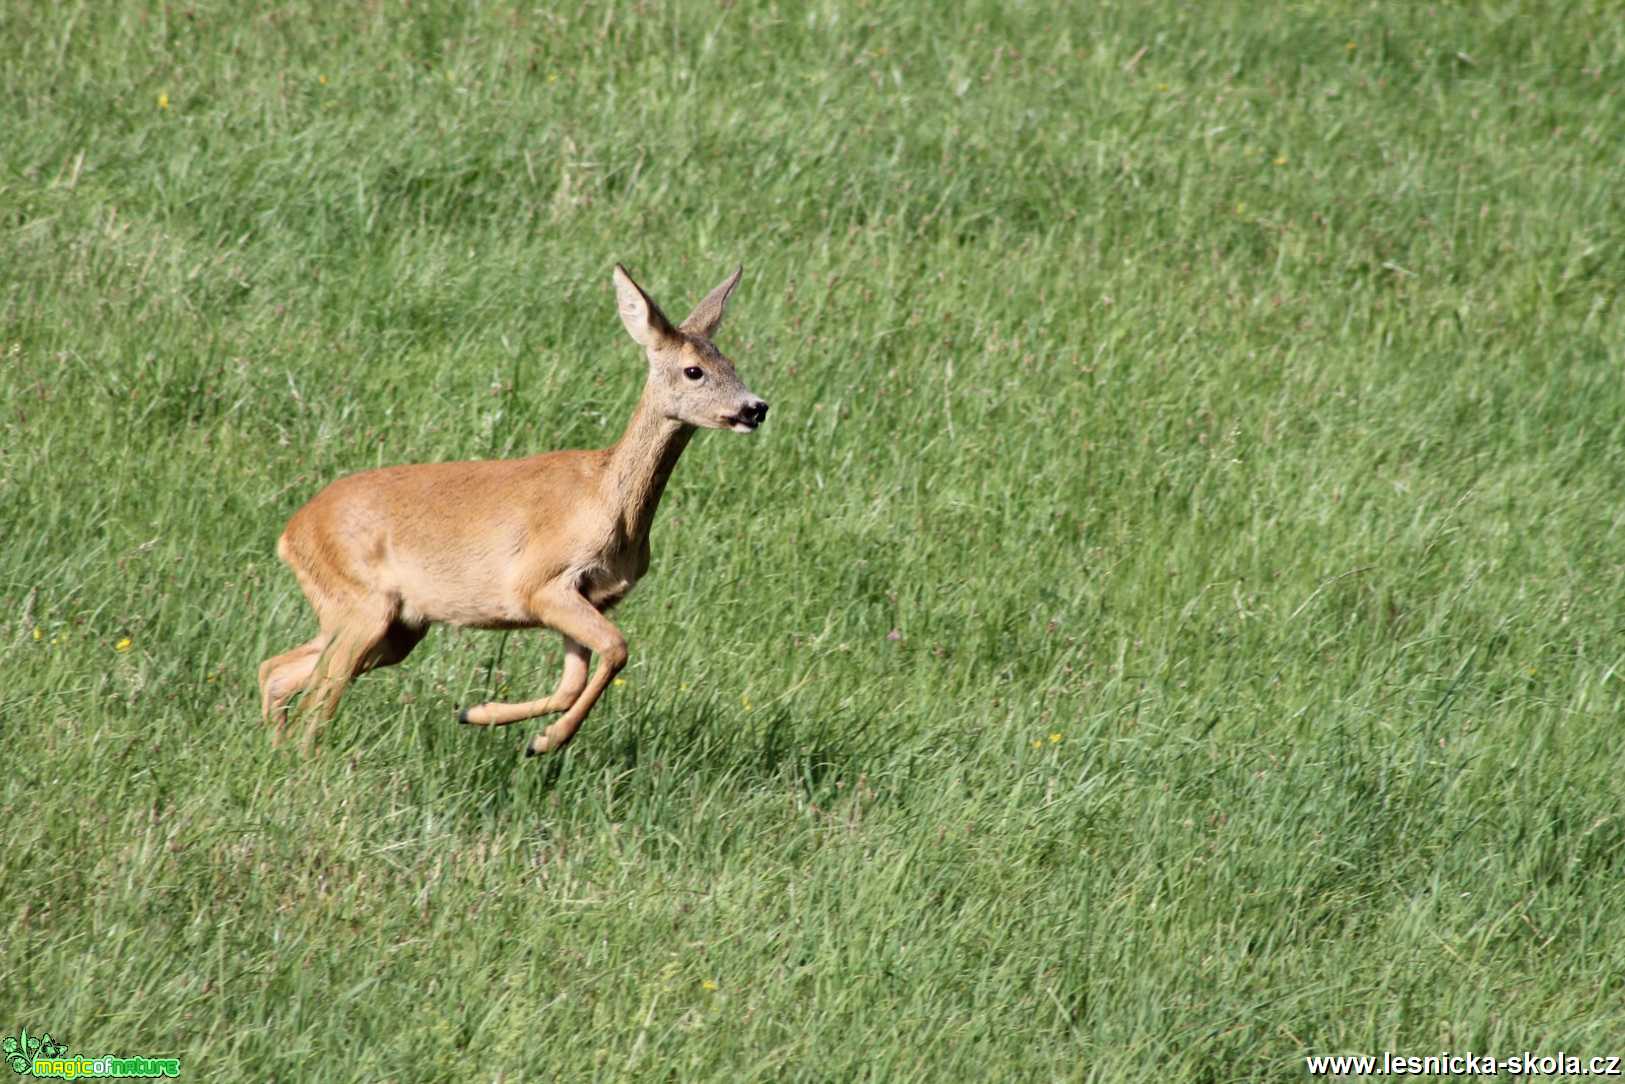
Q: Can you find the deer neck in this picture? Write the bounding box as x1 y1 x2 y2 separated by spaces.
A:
603 389 695 544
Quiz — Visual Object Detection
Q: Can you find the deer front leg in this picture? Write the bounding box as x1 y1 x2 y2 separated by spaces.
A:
452 587 627 755
458 636 590 728
524 588 628 756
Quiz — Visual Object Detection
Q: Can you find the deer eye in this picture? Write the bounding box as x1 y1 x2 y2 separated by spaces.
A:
683 366 704 381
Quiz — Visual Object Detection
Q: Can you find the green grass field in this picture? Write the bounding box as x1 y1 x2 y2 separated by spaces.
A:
4 1 1623 1079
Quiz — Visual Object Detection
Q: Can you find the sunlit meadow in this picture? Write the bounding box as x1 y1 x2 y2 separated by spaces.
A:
3 1 1623 1079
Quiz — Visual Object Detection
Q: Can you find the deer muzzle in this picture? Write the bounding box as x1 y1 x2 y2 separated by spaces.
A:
728 399 769 431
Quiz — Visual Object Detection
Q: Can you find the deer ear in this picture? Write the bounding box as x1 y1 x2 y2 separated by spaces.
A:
613 264 678 350
679 265 743 339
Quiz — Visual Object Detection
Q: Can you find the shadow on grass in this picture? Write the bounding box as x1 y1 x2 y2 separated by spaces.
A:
406 691 898 820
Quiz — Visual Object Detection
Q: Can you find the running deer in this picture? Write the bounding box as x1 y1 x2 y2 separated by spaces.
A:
258 264 768 756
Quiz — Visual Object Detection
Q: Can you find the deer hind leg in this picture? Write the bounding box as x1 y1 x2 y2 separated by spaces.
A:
260 634 329 744
263 620 425 751
459 635 590 729
294 600 403 754
260 621 423 747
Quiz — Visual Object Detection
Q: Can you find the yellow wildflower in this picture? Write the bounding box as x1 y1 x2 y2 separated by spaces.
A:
33 626 43 641
1049 732 1063 744
702 980 718 992
158 92 169 110
115 637 133 653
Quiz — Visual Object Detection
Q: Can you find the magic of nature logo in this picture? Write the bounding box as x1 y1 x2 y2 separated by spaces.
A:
3 1030 180 1079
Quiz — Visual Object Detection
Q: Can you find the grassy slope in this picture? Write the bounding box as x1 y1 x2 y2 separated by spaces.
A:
3 1 1623 1079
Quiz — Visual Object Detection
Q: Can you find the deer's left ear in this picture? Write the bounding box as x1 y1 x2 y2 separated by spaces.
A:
679 266 743 339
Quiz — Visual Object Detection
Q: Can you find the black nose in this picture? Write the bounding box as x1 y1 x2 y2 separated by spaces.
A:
744 400 769 424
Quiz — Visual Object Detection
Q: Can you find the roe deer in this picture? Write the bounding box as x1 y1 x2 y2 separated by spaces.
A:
258 263 768 756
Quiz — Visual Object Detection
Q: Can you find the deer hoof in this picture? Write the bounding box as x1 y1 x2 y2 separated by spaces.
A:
456 705 472 725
